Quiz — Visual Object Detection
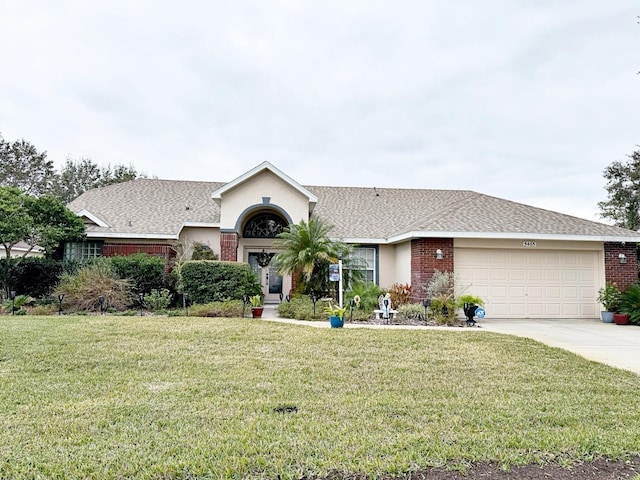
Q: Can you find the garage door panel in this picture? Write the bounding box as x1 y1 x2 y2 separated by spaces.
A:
455 247 600 319
544 286 561 298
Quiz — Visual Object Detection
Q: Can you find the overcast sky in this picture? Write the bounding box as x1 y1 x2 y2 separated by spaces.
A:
1 1 638 221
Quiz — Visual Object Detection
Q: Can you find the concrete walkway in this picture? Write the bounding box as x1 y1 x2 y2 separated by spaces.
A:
481 318 640 375
262 305 640 375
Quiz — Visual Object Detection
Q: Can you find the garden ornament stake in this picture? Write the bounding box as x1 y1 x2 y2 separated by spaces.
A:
311 293 318 316
98 295 104 315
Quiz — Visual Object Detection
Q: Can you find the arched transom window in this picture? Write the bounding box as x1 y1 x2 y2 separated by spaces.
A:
242 212 287 238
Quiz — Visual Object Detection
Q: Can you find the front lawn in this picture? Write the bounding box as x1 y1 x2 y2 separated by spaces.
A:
1 316 639 479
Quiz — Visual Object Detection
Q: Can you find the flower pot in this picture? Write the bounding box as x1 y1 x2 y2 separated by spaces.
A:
329 315 344 328
613 313 630 325
251 307 264 318
601 311 614 323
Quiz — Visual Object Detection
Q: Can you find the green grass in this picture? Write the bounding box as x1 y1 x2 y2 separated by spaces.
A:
1 316 639 479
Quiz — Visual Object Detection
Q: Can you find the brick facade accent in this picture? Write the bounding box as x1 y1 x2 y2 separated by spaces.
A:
220 232 239 262
410 238 454 302
604 242 638 290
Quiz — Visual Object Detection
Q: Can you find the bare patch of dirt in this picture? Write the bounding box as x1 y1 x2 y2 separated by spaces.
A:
310 457 640 479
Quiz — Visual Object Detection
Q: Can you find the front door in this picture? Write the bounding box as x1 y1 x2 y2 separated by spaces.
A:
248 252 283 303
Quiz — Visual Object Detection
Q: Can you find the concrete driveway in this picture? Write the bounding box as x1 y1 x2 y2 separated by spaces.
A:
480 318 640 375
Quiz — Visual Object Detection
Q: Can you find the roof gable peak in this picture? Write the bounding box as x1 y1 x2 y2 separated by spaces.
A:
211 161 318 206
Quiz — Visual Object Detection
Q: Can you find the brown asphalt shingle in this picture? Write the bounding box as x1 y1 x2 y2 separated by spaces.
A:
68 179 639 240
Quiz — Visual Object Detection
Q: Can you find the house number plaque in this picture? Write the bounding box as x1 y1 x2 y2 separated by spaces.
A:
522 241 537 247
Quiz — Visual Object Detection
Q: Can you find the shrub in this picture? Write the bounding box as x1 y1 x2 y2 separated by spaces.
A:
54 263 133 312
619 284 640 325
345 281 384 312
3 294 34 315
457 294 485 308
145 288 173 312
188 300 244 317
28 304 58 316
277 295 325 321
424 270 458 324
107 253 166 294
388 283 412 307
3 258 64 299
397 303 426 321
179 261 261 304
191 242 219 260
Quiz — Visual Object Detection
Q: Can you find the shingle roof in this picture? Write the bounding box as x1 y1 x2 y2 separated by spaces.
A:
68 178 640 241
69 179 224 237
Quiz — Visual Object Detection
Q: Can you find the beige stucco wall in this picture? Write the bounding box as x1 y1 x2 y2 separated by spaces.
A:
378 244 398 288
179 227 221 259
218 170 310 230
393 241 412 285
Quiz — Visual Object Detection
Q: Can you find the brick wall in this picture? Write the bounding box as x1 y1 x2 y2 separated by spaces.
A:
604 242 638 290
220 232 239 261
410 238 454 302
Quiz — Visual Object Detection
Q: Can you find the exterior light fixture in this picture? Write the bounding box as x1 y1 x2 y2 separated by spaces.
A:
183 292 190 316
10 291 16 316
435 249 443 260
138 292 145 316
619 253 627 264
58 294 64 316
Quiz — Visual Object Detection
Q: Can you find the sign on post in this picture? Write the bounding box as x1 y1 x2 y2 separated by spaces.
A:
329 264 340 282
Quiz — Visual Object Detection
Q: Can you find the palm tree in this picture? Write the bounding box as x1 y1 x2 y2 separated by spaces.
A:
273 217 352 295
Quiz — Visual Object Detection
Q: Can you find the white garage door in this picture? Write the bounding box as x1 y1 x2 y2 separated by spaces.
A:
455 248 600 319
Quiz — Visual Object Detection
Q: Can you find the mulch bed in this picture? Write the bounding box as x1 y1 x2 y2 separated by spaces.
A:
312 457 640 479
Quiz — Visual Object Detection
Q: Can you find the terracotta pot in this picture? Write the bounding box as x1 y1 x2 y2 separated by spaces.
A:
251 307 264 318
613 313 630 325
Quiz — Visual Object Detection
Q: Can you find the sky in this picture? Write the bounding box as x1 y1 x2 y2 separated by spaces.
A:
1 1 638 222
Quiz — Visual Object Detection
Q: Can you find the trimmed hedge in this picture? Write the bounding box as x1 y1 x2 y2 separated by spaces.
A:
179 261 261 304
108 253 166 294
1 258 79 299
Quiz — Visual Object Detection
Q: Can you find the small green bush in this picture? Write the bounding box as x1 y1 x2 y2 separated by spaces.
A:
191 242 218 260
277 295 326 321
179 261 261 304
145 288 173 312
345 282 384 312
397 303 426 321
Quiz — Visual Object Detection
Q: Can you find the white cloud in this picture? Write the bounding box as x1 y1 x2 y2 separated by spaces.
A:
1 0 638 221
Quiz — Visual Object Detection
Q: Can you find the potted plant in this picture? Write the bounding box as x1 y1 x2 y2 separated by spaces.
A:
596 282 621 323
457 294 485 325
324 303 347 328
249 295 264 318
617 284 640 325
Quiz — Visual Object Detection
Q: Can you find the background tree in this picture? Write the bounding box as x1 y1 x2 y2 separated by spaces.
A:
598 149 640 230
53 157 140 203
273 217 362 295
0 134 56 197
0 186 85 258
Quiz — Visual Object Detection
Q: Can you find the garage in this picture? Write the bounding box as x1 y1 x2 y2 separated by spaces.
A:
455 244 602 319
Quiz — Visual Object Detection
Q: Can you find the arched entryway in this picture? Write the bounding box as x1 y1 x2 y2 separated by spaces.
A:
241 211 290 303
